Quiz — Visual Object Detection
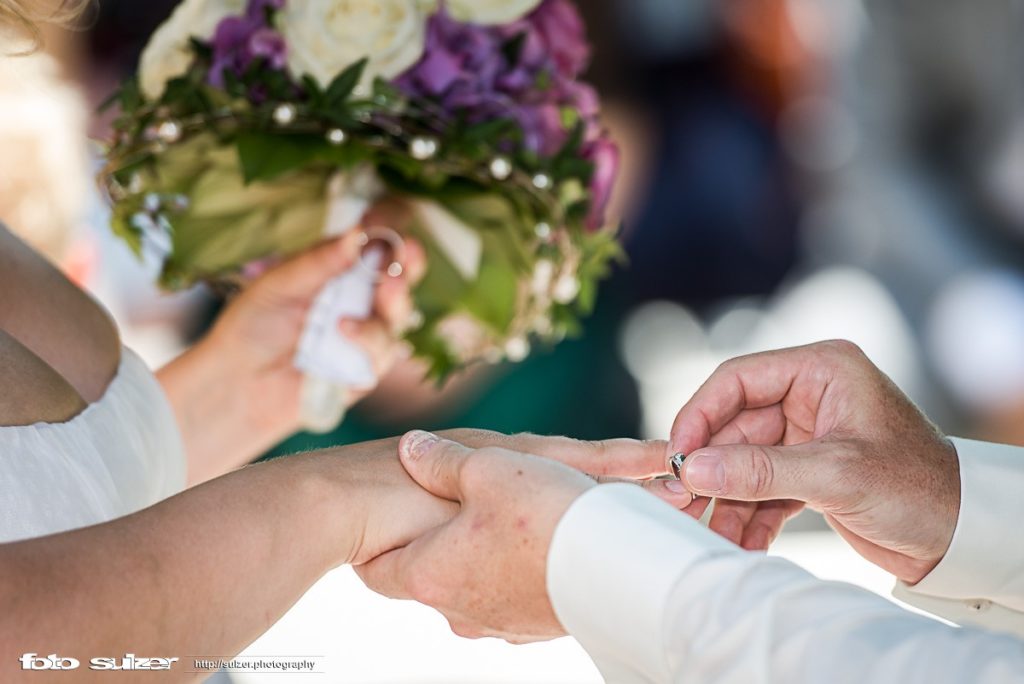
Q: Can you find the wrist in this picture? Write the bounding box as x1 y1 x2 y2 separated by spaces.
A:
928 437 962 569
157 336 227 441
252 452 361 571
158 333 280 484
900 436 961 585
291 453 367 568
203 319 309 449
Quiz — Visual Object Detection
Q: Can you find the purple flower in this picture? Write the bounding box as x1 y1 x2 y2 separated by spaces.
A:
208 0 287 89
395 0 596 157
583 136 620 230
509 0 589 79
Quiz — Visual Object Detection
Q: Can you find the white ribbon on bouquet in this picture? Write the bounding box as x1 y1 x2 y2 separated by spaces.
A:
293 167 483 433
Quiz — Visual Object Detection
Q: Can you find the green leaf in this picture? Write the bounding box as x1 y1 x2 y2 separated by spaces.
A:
553 157 594 183
110 210 144 257
371 77 406 112
188 37 213 61
554 120 586 161
459 262 518 332
501 33 527 65
223 70 248 98
117 78 143 112
535 68 553 92
302 75 325 104
99 86 125 114
462 118 515 144
316 141 374 169
409 238 471 321
560 106 581 131
236 133 325 183
405 327 461 384
325 58 368 107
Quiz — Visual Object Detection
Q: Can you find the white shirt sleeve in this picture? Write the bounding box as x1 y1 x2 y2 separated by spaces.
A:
547 484 1024 684
893 437 1024 637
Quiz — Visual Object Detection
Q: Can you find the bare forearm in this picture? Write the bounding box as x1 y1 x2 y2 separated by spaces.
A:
158 335 297 485
0 454 348 682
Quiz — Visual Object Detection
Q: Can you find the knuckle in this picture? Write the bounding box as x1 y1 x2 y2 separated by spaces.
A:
823 339 866 362
408 567 443 606
747 447 776 497
458 450 493 489
449 621 484 640
582 439 608 459
715 357 741 377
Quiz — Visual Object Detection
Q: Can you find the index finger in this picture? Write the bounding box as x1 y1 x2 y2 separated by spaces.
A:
439 429 669 479
668 345 819 457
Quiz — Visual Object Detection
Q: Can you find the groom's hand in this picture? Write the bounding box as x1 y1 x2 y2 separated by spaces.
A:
356 431 595 643
668 340 960 584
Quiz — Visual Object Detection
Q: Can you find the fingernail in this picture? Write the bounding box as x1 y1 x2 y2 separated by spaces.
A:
664 480 688 494
403 430 439 461
684 453 725 493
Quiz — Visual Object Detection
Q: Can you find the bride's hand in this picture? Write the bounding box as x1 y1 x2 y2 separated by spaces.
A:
346 429 695 569
438 428 698 511
159 230 426 485
300 437 459 566
213 229 427 409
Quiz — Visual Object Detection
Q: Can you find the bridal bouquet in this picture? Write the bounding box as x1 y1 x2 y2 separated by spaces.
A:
102 0 620 422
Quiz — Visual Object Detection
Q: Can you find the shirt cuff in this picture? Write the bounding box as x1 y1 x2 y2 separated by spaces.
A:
547 484 737 681
899 437 1024 613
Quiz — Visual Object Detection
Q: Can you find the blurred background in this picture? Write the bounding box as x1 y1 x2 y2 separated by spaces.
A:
5 0 1024 681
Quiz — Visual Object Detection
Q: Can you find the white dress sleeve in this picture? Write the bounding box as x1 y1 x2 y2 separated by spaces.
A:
547 484 1024 684
893 437 1024 638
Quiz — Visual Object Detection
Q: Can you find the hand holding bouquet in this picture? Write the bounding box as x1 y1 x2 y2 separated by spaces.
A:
102 0 621 430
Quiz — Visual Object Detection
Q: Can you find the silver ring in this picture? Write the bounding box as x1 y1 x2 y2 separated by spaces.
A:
670 453 686 480
357 226 406 282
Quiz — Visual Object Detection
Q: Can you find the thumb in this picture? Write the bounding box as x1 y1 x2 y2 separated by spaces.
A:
399 430 473 502
681 441 832 504
254 232 363 300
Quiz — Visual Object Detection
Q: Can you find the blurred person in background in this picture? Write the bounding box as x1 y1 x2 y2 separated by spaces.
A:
611 0 1024 466
0 51 90 278
780 0 1024 445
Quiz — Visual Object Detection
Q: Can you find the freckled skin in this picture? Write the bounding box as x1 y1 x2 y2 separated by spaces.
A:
358 438 596 642
670 340 962 584
355 431 697 643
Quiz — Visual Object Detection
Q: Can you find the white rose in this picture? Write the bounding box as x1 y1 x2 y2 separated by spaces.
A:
278 0 432 95
138 0 246 101
445 0 542 25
